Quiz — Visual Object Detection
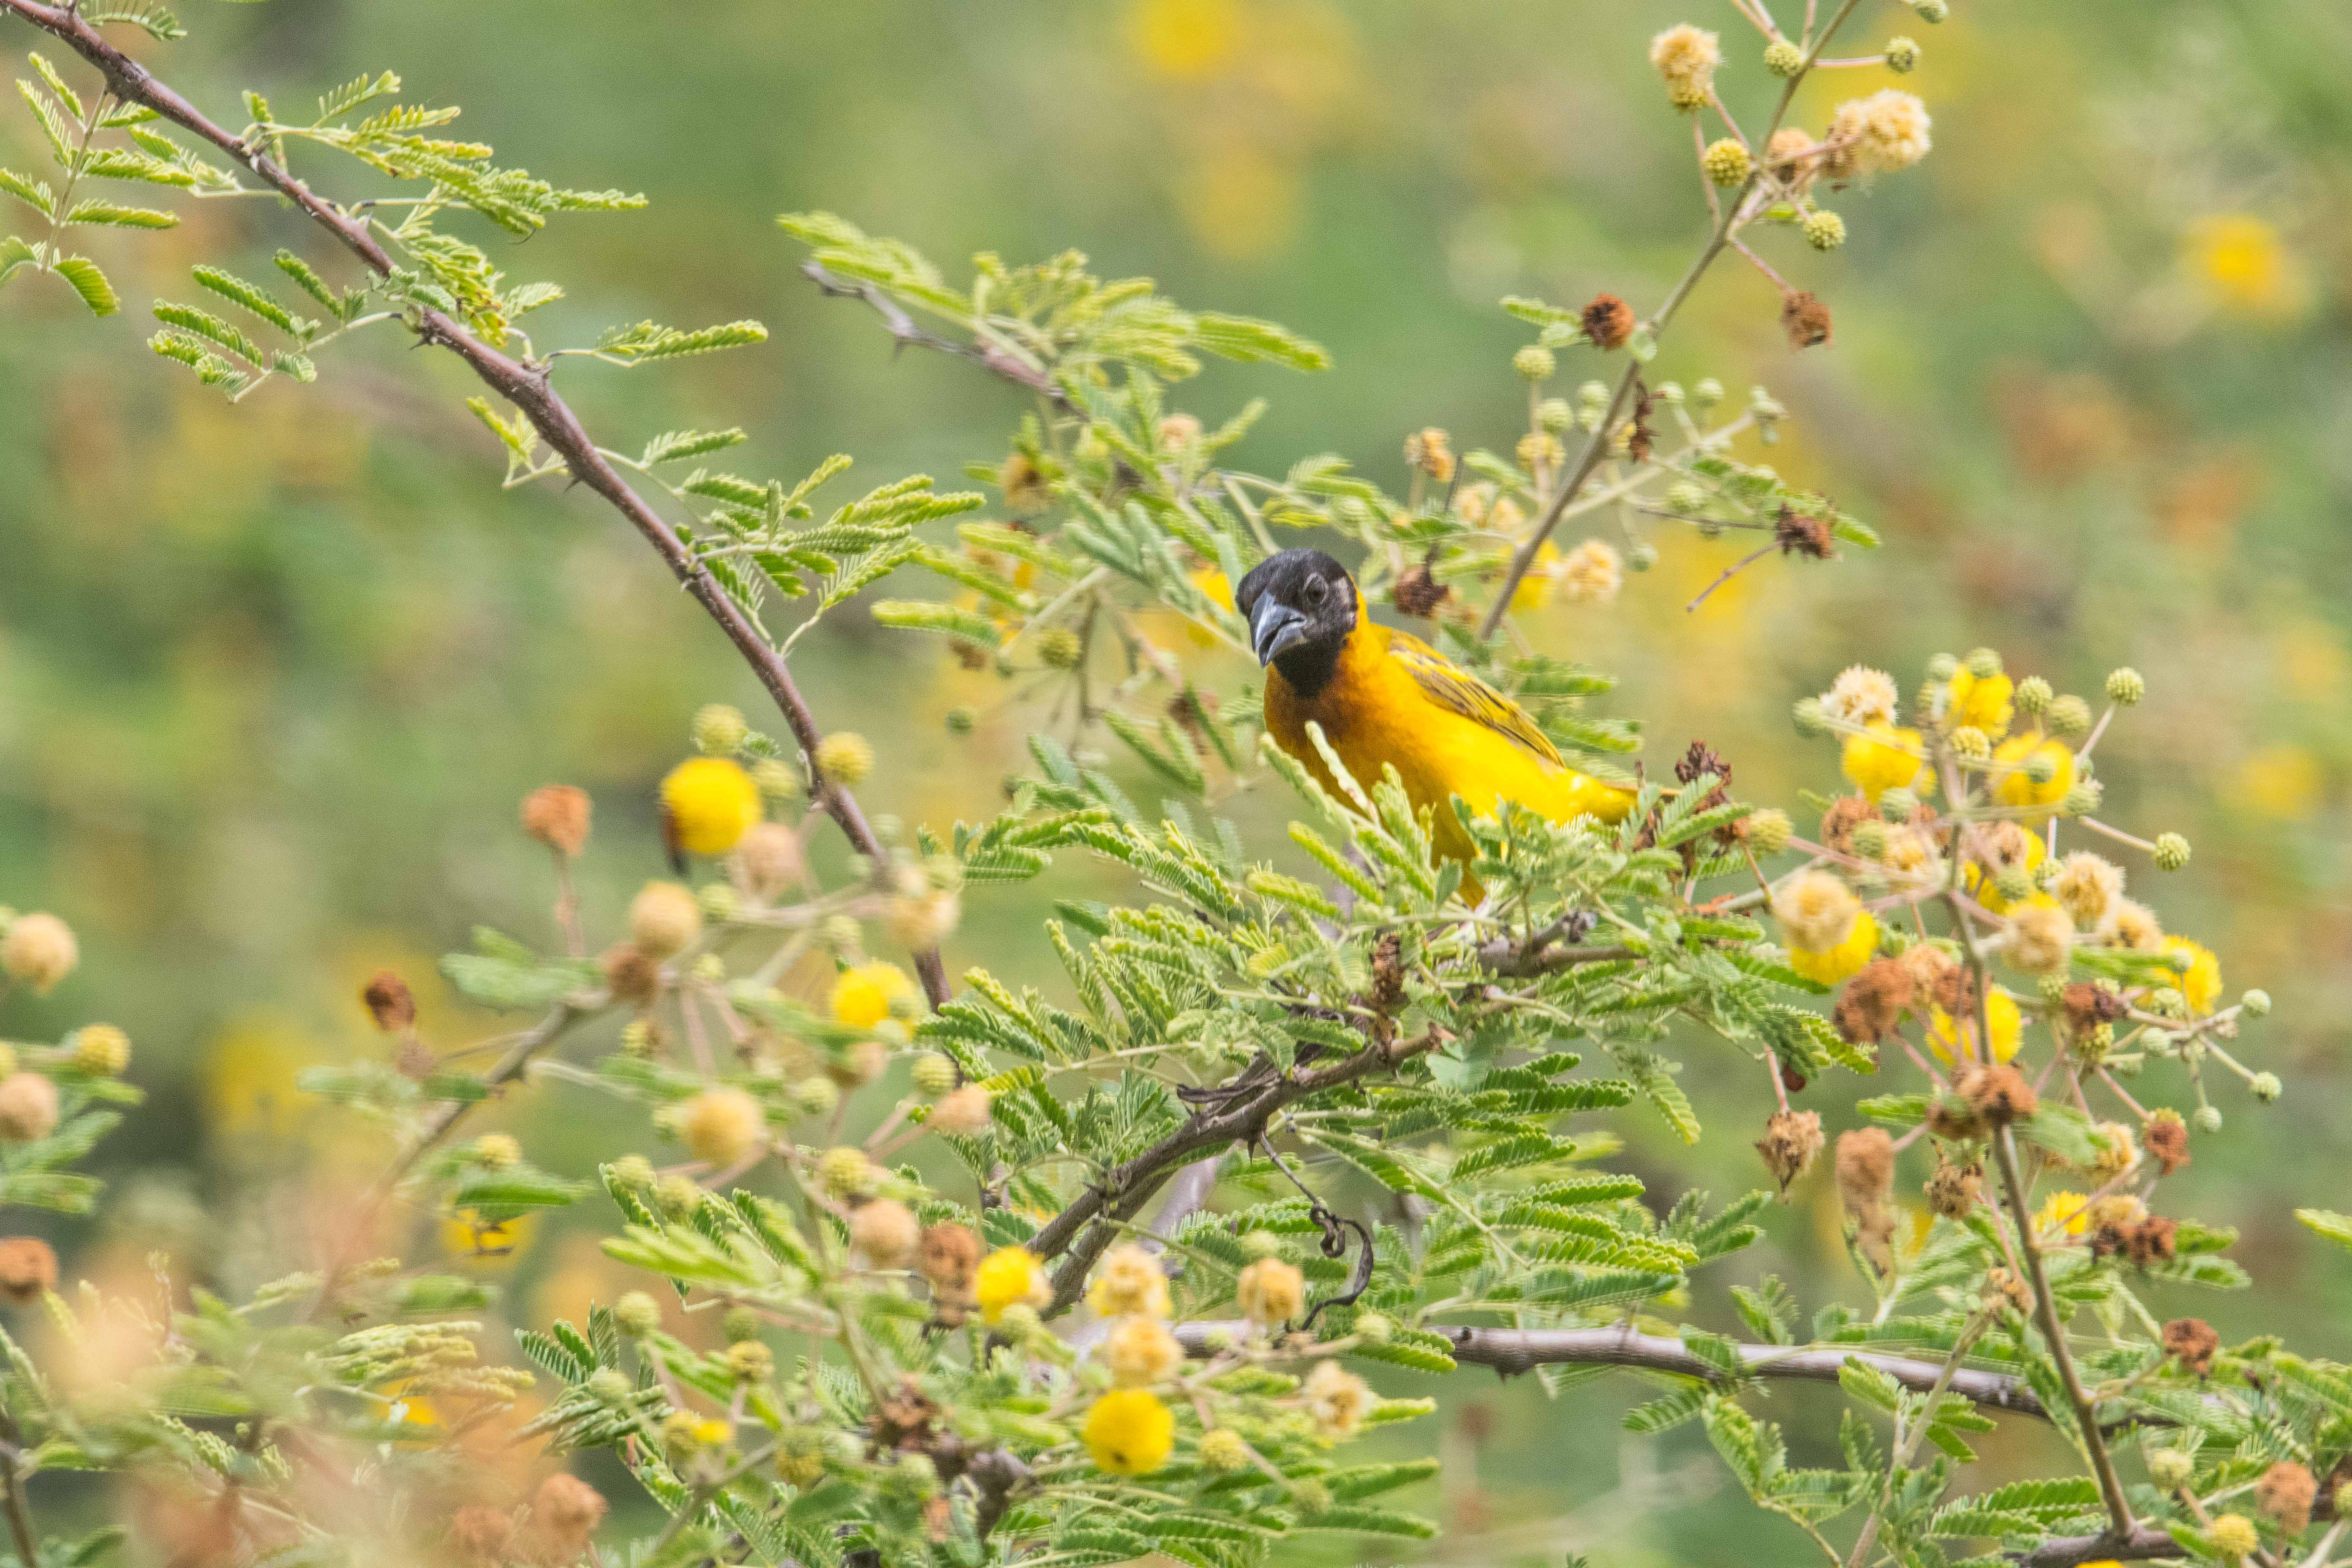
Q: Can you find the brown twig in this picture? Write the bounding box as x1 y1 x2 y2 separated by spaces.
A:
1174 1320 2055 1418
1029 1027 1444 1313
0 1412 41 1568
0 0 948 1013
801 261 1075 414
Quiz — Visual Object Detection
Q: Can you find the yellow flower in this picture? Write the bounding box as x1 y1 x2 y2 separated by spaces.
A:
1927 986 2023 1065
1963 822 2046 915
1993 733 2074 822
1841 724 1930 802
441 1208 535 1268
975 1246 1050 1325
1512 541 1563 612
1088 1243 1172 1319
1185 566 1233 649
1788 910 1878 986
1944 668 2014 738
661 757 764 857
1129 0 1240 79
1084 1388 1176 1475
2232 746 2321 821
2160 936 2221 1015
2034 1189 2092 1240
2187 215 2301 319
203 1018 316 1140
830 963 912 1029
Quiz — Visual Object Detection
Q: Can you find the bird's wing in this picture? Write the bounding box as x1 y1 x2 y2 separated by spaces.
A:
1385 631 1566 767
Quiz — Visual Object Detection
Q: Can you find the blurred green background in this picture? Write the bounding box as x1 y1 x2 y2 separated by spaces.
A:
3 0 2348 1560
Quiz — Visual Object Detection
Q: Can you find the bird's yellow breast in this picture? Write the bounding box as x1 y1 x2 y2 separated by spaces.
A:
1263 621 1630 868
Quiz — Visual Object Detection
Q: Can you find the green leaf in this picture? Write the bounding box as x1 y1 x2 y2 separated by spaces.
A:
596 318 769 363
1190 311 1330 371
0 167 53 217
80 3 187 41
2296 1209 2352 1252
191 264 311 337
54 255 117 316
0 234 37 288
63 199 178 229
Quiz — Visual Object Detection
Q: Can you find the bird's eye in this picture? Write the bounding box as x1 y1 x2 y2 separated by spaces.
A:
1304 577 1329 604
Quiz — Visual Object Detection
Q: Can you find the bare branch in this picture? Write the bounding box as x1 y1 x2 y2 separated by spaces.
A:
800 261 1075 413
0 0 948 1012
2017 1527 2187 1568
1174 1319 2056 1420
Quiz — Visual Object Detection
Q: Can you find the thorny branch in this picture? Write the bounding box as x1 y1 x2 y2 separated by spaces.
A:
1173 1319 2057 1419
0 0 949 1014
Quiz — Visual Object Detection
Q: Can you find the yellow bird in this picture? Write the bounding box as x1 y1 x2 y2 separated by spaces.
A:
1236 549 1633 879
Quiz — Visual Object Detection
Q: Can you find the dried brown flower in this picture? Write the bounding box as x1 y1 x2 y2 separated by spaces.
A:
1756 1109 1824 1196
1983 1266 2032 1316
2162 1316 2220 1375
362 970 416 1032
1781 291 1834 350
451 1506 515 1565
1582 293 1635 351
1835 1127 1898 1265
1955 1061 2036 1126
2256 1462 2317 1536
521 1473 607 1565
1924 1151 1981 1218
600 943 662 1005
2124 1214 2178 1267
521 785 592 857
0 1236 57 1302
919 1222 983 1317
1925 1096 1983 1143
2143 1109 2191 1176
1820 792 1875 856
1393 552 1448 618
1774 505 1835 559
1835 958 1916 1045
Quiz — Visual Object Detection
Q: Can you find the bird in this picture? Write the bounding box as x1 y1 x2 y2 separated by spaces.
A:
1235 548 1633 879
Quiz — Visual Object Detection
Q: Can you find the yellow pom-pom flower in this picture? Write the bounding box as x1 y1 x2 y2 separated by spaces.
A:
1084 1388 1176 1475
830 963 913 1029
1841 724 1931 802
2033 1189 2093 1240
2160 936 2221 1015
1944 667 2014 738
1992 734 2075 822
975 1246 1050 1325
1927 986 2023 1065
1788 909 1879 985
662 757 764 857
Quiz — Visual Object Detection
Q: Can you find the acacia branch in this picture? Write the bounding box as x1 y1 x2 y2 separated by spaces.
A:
0 1413 40 1568
0 0 948 1010
1173 1320 2055 1418
1479 0 1868 637
801 261 1075 414
1028 1029 1442 1313
2017 1527 2185 1568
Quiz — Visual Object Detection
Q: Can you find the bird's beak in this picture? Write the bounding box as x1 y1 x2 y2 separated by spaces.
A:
1250 599 1309 664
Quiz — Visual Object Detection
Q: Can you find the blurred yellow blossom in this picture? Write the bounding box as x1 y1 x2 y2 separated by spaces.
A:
1513 541 1563 612
830 963 912 1028
2034 1190 2092 1240
441 1209 536 1267
1944 667 2014 738
1842 724 1930 801
2231 746 2321 821
1084 1388 1175 1474
2186 215 2303 319
1129 0 1240 79
1185 565 1233 648
2160 936 2221 1015
661 757 763 857
1927 987 2022 1065
1178 136 1301 260
1993 733 2074 821
203 1017 317 1141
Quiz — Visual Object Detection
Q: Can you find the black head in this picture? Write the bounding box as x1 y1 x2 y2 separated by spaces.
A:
1233 548 1358 694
